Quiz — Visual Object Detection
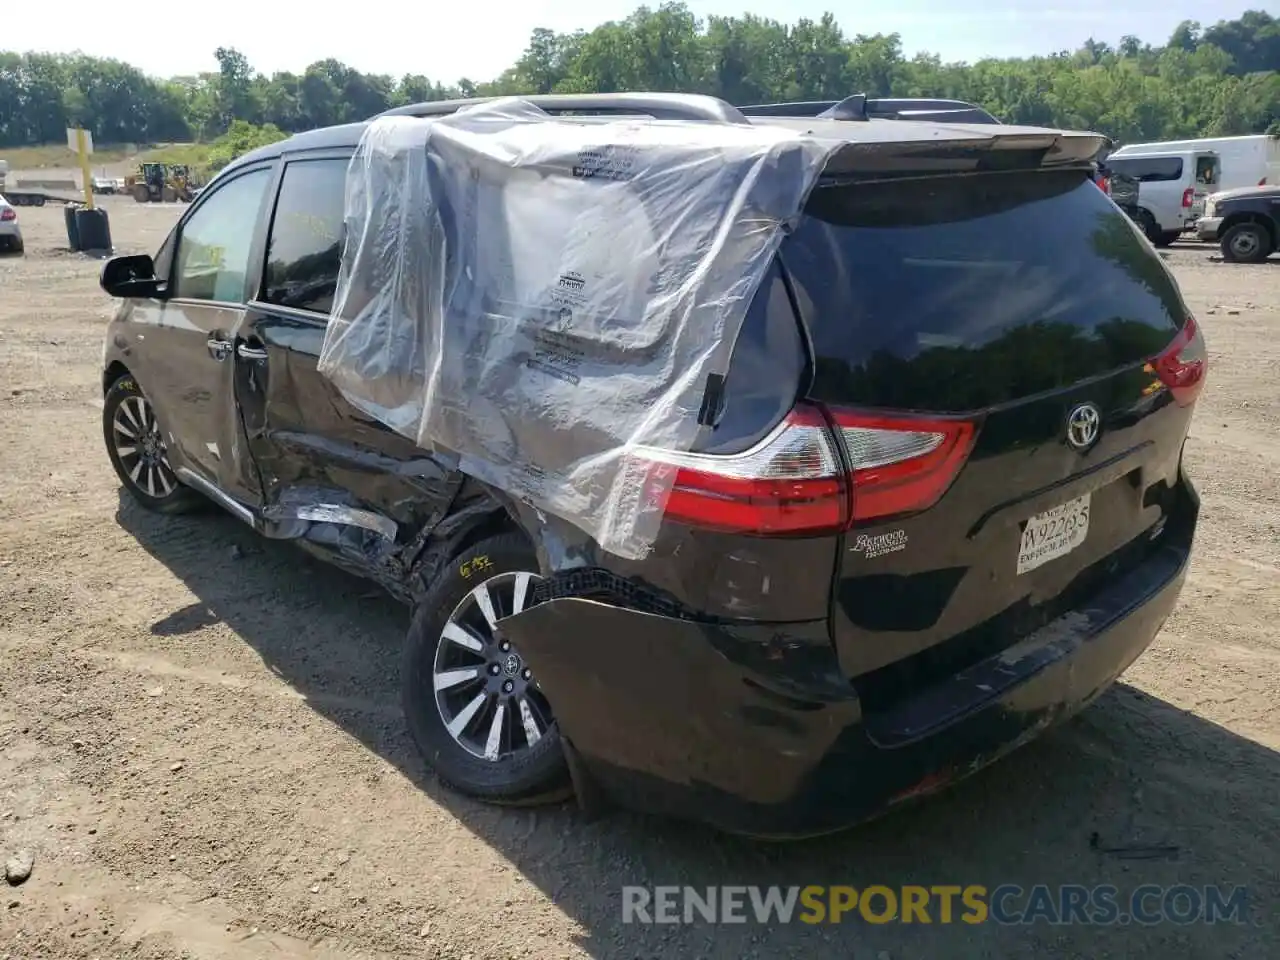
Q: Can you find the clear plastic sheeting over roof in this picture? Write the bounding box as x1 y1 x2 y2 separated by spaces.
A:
319 99 834 559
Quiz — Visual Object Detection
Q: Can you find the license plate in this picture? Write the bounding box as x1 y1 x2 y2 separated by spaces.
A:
1017 494 1090 575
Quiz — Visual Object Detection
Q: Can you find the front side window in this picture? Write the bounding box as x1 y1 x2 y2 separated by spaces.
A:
262 157 347 314
172 168 272 303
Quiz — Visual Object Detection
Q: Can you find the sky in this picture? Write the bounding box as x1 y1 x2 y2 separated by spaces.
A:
25 0 1264 83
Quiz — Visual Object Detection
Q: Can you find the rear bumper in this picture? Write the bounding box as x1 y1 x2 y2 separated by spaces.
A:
503 477 1197 837
1196 217 1223 242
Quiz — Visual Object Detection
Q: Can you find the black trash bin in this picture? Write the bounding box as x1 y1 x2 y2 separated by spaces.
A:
64 203 81 251
75 207 112 253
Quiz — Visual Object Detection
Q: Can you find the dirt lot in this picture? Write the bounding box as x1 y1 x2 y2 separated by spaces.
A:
1 198 1278 959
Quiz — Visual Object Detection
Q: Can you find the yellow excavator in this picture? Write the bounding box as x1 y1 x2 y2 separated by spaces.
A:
125 163 197 203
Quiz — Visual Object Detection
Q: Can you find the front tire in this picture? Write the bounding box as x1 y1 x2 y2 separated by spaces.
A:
1221 222 1272 264
103 375 202 513
402 533 569 804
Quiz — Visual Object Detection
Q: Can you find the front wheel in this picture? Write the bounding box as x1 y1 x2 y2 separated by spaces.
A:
402 533 570 804
103 375 203 513
1221 222 1272 264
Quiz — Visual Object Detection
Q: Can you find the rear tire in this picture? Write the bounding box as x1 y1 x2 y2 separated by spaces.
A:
103 374 203 514
1156 230 1181 248
1137 209 1162 245
1220 222 1272 264
402 533 570 804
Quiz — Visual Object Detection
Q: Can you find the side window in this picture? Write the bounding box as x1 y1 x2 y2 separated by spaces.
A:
701 261 805 454
1139 158 1182 182
172 168 271 303
262 157 348 314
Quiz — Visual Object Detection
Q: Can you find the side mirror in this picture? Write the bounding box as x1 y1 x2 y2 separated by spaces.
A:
100 254 162 299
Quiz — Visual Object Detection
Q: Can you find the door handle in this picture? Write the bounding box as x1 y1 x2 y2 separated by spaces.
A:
206 335 232 361
236 343 268 362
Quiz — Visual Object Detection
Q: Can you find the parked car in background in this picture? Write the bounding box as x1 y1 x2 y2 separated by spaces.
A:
1102 150 1220 246
95 93 1206 837
1096 162 1140 222
0 194 23 254
1196 185 1280 263
1110 135 1280 191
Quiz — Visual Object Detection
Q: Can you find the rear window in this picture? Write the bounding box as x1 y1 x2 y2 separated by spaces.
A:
783 170 1185 411
1195 155 1219 186
263 157 346 314
1105 156 1183 182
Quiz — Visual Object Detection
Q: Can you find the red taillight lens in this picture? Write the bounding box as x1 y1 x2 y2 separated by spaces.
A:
1149 315 1207 407
643 405 978 535
0 208 15 222
643 404 850 535
831 411 977 522
1181 188 1194 208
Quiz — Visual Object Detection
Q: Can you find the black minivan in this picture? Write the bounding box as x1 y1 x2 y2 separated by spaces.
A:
98 94 1206 837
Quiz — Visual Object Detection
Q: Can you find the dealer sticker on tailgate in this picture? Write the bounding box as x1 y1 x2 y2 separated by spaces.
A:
1017 494 1091 575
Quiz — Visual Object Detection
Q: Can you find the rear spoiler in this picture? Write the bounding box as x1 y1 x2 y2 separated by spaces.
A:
739 95 1002 125
819 128 1114 177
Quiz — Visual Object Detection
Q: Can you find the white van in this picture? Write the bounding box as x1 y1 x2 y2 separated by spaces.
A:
1109 135 1280 191
1100 150 1220 245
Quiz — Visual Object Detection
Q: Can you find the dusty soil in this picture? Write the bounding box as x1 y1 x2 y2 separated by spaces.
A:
1 198 1278 959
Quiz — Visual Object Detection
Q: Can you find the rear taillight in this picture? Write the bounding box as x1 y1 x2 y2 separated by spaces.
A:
644 405 849 535
640 405 977 535
0 208 15 222
1181 188 1194 208
1149 315 1207 407
831 411 977 522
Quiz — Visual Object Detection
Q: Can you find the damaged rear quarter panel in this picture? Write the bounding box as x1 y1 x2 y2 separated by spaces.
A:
498 597 856 806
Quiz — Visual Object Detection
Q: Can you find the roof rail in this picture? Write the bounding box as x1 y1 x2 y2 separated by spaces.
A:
376 93 750 125
738 96 1001 125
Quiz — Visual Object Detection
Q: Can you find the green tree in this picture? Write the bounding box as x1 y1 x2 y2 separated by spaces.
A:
1 8 1278 149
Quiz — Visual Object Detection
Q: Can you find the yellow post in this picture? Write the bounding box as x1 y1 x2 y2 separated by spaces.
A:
76 128 95 210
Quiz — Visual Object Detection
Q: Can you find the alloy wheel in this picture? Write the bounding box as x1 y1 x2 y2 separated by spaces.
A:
111 394 178 498
433 571 554 761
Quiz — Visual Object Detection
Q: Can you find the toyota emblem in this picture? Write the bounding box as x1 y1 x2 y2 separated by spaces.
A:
1065 403 1101 451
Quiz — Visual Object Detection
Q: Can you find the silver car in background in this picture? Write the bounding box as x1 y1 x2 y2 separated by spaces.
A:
0 194 23 254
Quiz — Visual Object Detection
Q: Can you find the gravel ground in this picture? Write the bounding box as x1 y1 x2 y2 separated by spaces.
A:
1 197 1278 959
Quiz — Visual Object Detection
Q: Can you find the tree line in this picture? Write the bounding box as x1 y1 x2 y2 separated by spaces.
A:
1 6 1277 150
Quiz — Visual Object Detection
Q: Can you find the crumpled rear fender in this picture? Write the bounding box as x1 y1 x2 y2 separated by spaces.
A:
497 597 857 808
